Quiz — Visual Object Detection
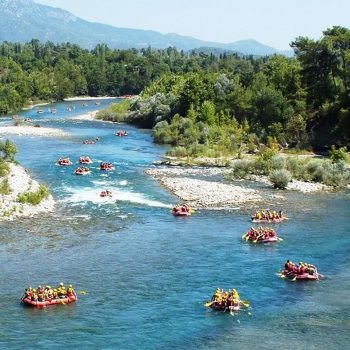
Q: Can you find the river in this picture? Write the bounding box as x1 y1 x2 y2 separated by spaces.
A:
0 99 349 349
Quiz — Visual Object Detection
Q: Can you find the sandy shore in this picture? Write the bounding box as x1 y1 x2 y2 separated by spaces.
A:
0 125 69 137
0 163 55 221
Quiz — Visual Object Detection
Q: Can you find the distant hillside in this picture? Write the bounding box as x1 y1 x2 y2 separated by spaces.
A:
0 0 293 56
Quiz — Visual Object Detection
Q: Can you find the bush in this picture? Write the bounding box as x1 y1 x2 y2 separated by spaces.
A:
17 185 50 205
255 148 278 174
270 155 286 170
329 145 348 163
0 139 17 161
269 169 291 189
0 177 11 195
232 159 255 179
166 146 188 157
285 157 300 176
0 159 9 177
322 161 350 187
304 160 326 182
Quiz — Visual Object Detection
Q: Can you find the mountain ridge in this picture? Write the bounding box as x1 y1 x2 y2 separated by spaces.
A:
0 0 293 56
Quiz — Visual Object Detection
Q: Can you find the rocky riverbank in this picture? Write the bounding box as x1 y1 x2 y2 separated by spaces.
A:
0 163 55 221
145 165 332 208
145 167 261 208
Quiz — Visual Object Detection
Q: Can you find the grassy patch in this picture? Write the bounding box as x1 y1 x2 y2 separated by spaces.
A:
17 185 49 205
96 100 132 122
0 177 12 195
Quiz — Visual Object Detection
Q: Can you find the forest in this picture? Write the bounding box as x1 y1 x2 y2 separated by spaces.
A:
0 26 349 151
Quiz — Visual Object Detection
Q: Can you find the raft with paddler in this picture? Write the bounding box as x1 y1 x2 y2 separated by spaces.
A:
21 282 78 308
279 260 324 281
242 226 283 243
251 209 287 223
172 204 195 216
204 288 250 315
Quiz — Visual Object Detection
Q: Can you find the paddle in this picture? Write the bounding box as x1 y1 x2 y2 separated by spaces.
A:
253 233 265 243
204 301 213 307
277 237 284 242
240 300 250 308
80 290 87 295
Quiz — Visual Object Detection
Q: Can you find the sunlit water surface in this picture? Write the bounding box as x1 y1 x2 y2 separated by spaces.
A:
0 100 349 349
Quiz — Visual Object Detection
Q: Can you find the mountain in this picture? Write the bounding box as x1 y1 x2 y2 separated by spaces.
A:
0 0 293 56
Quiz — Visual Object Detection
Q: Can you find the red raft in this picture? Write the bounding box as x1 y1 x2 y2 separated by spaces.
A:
100 162 114 171
22 294 77 308
115 130 128 137
172 206 191 216
57 158 72 166
251 217 286 223
100 190 112 197
242 227 282 243
280 260 323 281
279 269 320 281
79 156 93 164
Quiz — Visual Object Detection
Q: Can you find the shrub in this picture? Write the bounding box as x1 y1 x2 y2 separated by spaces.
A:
329 145 348 163
17 185 50 205
0 159 9 177
0 177 11 195
270 155 286 170
166 146 188 157
285 157 300 176
255 147 279 174
269 169 291 189
232 159 255 179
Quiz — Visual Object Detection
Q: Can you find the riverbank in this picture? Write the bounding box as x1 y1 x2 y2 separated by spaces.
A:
64 96 118 102
0 125 69 137
145 164 332 208
145 167 261 208
68 110 99 121
0 163 54 221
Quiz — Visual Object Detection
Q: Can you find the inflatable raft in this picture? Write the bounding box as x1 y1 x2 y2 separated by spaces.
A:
22 294 77 308
115 131 128 137
251 217 287 223
210 303 240 312
172 208 191 216
100 190 112 197
79 156 93 164
57 158 72 166
279 269 320 281
75 167 91 175
246 236 280 243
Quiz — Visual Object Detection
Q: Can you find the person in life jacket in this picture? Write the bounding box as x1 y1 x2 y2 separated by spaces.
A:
57 282 66 297
37 286 45 301
285 260 293 270
31 289 38 301
24 287 33 299
66 284 75 296
45 286 54 299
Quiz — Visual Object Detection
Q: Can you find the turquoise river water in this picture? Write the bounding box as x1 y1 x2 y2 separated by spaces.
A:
0 99 349 349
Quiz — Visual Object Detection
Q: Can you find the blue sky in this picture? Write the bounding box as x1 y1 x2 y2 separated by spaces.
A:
36 0 349 50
